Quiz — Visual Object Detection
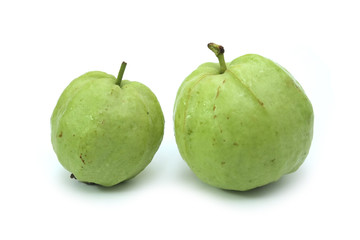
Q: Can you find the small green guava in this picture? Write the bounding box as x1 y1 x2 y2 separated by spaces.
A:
51 62 164 187
174 43 314 191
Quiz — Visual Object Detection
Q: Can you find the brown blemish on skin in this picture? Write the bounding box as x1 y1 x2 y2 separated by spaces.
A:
226 116 230 120
216 86 221 98
264 159 276 167
58 131 63 138
80 154 85 164
221 161 226 165
213 115 217 119
213 105 216 111
233 142 239 146
222 79 226 84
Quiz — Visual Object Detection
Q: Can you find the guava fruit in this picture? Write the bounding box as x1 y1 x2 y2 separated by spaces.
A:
174 43 314 191
51 62 164 187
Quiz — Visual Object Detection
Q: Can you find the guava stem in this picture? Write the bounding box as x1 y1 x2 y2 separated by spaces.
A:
116 61 127 86
208 43 227 74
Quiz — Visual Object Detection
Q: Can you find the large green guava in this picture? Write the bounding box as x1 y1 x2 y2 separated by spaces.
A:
51 62 164 187
174 43 314 191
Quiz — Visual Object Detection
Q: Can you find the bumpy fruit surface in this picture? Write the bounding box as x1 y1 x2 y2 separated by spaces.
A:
174 43 313 191
51 62 164 186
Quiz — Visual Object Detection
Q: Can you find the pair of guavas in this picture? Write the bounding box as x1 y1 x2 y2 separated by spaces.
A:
51 43 313 191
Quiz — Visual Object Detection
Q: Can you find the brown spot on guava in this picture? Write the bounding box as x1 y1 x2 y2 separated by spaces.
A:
58 131 63 138
80 154 85 164
216 86 221 98
213 115 217 119
213 105 216 111
221 161 226 165
233 142 239 146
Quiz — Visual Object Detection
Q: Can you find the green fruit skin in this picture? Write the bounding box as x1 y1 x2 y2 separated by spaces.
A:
51 71 164 186
174 54 314 191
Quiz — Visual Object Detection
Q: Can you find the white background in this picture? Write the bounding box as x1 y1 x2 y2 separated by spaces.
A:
1 0 359 239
